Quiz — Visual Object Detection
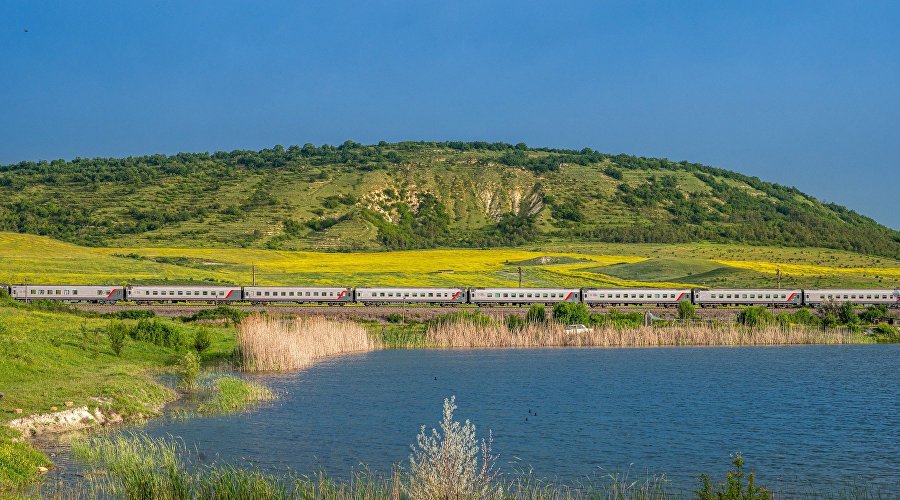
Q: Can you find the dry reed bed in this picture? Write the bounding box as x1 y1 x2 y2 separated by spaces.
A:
425 321 852 348
237 314 379 372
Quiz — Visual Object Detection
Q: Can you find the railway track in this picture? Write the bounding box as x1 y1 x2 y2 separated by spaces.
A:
72 303 754 321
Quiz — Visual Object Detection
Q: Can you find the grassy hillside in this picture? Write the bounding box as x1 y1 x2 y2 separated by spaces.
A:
1 142 898 258
1 233 898 289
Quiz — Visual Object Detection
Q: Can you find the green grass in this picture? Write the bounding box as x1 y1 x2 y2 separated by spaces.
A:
0 298 238 490
197 376 275 415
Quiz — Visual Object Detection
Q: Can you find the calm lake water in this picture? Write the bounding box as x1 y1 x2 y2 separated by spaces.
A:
139 345 899 494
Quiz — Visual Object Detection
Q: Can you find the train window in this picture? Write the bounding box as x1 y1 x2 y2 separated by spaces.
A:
543 293 548 297
727 294 732 298
72 290 78 295
429 293 434 297
264 292 269 296
503 293 509 298
97 290 103 295
289 292 294 296
152 291 158 295
31 290 36 294
200 291 206 296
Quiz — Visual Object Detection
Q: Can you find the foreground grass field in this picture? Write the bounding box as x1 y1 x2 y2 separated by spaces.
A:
0 298 239 489
2 232 898 289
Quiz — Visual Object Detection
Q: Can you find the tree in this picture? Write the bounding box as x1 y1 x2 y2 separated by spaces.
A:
193 328 212 355
553 302 590 325
678 300 696 321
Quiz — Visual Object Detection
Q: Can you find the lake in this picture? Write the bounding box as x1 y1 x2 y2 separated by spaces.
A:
139 345 899 494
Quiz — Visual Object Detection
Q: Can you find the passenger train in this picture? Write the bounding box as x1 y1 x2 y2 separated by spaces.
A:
3 284 898 308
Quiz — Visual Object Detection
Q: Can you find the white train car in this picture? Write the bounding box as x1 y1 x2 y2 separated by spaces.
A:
694 289 802 307
355 287 467 304
10 285 125 302
583 288 691 306
469 288 580 305
126 285 241 302
804 289 900 307
243 286 352 303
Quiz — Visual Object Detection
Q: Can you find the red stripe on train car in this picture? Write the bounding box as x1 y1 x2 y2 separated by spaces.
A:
675 292 685 302
337 290 346 300
106 289 118 299
225 290 235 299
564 292 573 301
786 293 796 302
452 291 461 300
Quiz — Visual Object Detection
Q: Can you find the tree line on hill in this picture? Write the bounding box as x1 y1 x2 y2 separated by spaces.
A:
0 141 897 258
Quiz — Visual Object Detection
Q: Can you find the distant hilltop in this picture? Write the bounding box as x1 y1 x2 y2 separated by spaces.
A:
1 141 898 258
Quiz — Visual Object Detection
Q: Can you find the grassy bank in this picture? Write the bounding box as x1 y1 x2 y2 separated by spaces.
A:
0 298 252 490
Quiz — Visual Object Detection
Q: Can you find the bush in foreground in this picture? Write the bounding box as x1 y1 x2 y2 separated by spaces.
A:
407 396 499 499
695 453 772 500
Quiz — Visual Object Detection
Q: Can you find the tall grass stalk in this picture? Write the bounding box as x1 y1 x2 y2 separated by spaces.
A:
425 321 854 348
237 314 378 372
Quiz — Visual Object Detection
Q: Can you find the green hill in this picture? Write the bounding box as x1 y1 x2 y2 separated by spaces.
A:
1 141 898 258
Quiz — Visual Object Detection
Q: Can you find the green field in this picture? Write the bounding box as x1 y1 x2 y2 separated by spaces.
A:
0 297 240 488
1 232 898 289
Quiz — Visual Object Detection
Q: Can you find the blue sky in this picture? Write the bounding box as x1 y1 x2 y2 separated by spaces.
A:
2 1 898 228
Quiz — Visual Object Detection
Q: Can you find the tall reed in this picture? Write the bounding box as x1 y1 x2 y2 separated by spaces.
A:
425 321 853 348
236 314 378 372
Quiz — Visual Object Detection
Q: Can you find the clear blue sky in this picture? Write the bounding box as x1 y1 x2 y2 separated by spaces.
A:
2 1 898 228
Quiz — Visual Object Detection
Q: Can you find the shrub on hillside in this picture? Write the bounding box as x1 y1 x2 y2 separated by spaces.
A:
106 321 128 356
552 302 590 325
678 300 696 321
737 306 774 328
859 304 888 324
776 308 820 327
838 302 858 325
102 309 155 320
428 311 495 329
182 306 247 324
525 304 546 323
505 315 527 331
870 323 900 343
130 318 183 348
178 351 200 390
193 328 212 354
589 310 644 328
